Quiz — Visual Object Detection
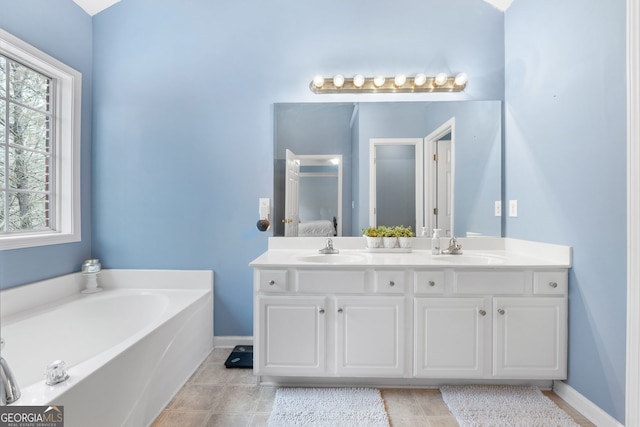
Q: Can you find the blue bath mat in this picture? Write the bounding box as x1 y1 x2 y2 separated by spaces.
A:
224 345 253 368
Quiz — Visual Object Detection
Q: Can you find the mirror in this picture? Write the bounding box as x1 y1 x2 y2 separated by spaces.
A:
274 101 502 237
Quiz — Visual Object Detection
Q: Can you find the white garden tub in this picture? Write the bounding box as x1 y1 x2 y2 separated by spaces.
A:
0 269 213 427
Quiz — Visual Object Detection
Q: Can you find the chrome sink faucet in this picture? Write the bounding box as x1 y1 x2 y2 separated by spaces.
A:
442 236 463 255
0 338 20 405
319 238 339 254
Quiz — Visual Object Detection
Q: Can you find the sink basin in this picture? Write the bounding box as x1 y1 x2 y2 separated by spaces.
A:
434 254 506 265
297 254 366 264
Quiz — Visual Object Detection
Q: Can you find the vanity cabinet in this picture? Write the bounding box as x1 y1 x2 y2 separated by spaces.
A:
493 296 567 378
256 295 326 376
254 269 406 377
334 296 405 377
414 297 488 378
253 263 568 382
414 270 568 380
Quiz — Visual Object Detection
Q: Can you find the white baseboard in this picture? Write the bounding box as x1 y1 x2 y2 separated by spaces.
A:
553 381 624 427
213 336 254 348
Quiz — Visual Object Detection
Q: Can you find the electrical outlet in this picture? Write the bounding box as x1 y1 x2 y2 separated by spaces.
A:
494 201 502 216
509 200 518 217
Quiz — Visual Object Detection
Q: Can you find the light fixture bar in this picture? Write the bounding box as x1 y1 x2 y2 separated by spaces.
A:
310 74 467 94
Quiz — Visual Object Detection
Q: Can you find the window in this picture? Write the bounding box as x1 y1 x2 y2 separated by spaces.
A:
0 29 81 250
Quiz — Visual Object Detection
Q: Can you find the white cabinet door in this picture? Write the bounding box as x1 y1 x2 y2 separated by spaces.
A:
493 297 567 379
414 297 488 378
335 296 405 377
256 296 326 376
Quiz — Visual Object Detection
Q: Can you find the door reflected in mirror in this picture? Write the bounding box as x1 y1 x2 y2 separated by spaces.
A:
370 139 422 234
273 101 502 238
284 150 342 237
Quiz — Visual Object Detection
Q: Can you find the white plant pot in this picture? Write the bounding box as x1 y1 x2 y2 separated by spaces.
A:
383 237 399 248
398 237 412 249
364 235 383 248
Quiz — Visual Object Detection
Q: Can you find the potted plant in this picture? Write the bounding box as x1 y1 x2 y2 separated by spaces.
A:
361 226 383 248
378 225 399 248
393 226 414 248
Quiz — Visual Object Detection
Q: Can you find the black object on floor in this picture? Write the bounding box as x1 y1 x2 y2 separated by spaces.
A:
224 345 253 368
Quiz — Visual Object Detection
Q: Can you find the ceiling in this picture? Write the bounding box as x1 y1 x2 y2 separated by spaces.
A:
73 0 512 16
72 0 120 16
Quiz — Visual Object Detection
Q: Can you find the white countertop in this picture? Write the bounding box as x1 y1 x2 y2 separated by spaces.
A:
249 237 572 268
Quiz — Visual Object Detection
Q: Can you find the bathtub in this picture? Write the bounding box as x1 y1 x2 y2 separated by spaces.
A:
0 269 213 427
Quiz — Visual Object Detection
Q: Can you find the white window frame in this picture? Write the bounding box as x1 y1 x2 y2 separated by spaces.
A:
0 29 81 250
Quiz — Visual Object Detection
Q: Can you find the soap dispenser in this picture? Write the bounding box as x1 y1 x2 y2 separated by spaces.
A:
431 228 442 255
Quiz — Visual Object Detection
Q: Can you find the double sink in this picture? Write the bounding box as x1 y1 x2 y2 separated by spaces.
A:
296 252 507 265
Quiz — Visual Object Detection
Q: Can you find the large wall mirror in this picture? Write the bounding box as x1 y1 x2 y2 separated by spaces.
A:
273 101 502 238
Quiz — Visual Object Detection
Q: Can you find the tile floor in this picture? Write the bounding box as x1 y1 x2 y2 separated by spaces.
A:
151 347 596 427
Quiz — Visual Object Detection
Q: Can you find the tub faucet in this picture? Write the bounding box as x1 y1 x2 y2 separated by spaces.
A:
0 338 20 405
319 238 339 254
442 236 463 255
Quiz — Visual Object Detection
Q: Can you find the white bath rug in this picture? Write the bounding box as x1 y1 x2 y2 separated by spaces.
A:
268 387 390 427
440 385 580 427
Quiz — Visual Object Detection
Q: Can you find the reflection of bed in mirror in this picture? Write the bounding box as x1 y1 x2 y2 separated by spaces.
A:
298 218 337 237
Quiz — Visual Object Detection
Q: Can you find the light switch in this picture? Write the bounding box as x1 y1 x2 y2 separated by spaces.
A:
259 198 270 219
509 200 518 217
494 201 502 217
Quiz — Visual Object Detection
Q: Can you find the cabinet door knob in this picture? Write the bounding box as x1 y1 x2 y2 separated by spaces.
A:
319 308 325 314
498 308 505 315
428 280 436 287
337 308 344 313
549 281 558 288
478 309 487 316
389 280 395 287
268 280 275 286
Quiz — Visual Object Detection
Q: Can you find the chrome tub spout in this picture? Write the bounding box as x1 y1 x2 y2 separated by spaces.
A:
0 338 20 405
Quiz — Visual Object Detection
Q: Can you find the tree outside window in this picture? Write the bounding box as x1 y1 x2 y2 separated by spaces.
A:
0 54 54 233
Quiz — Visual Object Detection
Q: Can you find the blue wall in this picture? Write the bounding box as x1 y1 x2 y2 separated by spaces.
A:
0 0 93 289
505 0 627 422
91 0 504 336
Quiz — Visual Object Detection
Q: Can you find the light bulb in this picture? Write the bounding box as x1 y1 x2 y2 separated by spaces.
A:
312 75 325 88
394 74 407 87
454 73 468 86
373 76 386 87
434 73 448 86
353 74 365 88
414 73 427 86
333 74 345 88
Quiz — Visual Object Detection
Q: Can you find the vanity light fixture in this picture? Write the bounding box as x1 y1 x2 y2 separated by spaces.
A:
434 72 448 86
414 73 427 87
454 72 468 86
373 76 386 88
309 72 468 93
312 75 325 88
394 74 407 87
